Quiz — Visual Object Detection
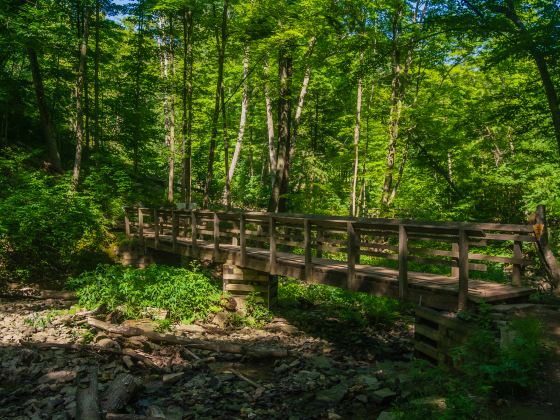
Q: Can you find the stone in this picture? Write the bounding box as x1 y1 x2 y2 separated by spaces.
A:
315 384 348 404
175 323 205 334
377 411 396 420
211 311 230 329
163 372 184 384
372 388 397 404
356 375 381 391
355 394 368 403
37 370 76 384
308 355 333 370
274 363 289 374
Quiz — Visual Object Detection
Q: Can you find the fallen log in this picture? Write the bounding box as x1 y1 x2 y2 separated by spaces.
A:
76 366 100 420
101 373 140 413
87 317 289 358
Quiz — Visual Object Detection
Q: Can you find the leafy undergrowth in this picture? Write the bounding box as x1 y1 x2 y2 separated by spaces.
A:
68 264 223 324
392 313 547 419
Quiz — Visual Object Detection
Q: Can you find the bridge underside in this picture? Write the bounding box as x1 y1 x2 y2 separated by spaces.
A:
142 234 531 312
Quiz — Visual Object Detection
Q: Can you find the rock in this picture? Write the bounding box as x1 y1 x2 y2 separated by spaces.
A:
146 405 166 417
122 355 134 369
96 338 121 351
356 374 381 391
274 363 289 374
377 411 396 420
355 394 368 403
163 372 184 384
372 388 397 404
308 355 333 370
175 323 205 334
211 311 229 329
315 383 348 404
37 370 77 384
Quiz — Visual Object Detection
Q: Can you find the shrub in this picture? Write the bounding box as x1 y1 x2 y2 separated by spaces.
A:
68 264 223 323
0 149 110 285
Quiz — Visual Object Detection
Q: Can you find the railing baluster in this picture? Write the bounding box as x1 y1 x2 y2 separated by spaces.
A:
304 219 312 281
269 215 277 274
213 212 220 258
240 213 246 266
172 210 178 252
154 209 159 249
451 242 459 278
124 208 131 236
316 226 323 259
512 240 522 286
137 208 144 247
398 225 408 299
458 228 469 311
191 210 198 252
347 221 357 290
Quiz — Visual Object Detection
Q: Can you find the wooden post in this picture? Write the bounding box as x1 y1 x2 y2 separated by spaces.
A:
316 226 323 259
269 215 277 274
191 210 198 252
124 209 130 236
458 228 469 311
232 218 239 246
347 221 357 290
172 210 178 252
451 242 459 278
137 208 144 246
512 240 522 286
213 212 220 258
240 213 246 266
304 219 312 281
534 205 560 288
398 224 408 299
153 209 159 249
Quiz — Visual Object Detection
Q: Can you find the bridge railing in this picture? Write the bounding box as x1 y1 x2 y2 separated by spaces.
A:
124 207 537 310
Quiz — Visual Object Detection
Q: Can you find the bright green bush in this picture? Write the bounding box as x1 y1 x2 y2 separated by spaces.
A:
68 264 223 323
278 278 403 325
0 149 110 285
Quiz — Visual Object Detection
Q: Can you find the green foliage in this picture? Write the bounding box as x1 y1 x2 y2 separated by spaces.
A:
68 264 223 323
278 278 403 325
0 149 110 285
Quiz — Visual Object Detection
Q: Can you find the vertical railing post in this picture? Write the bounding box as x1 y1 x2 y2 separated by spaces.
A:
240 213 246 266
154 209 159 249
347 221 357 290
172 209 178 252
304 219 312 281
213 212 220 258
451 242 459 278
458 228 469 311
316 226 323 259
137 208 144 246
398 225 408 299
191 210 198 253
124 208 131 236
269 215 277 274
512 240 523 286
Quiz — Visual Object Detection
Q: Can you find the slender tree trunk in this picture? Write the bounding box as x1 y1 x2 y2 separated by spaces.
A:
359 81 375 216
224 44 249 207
268 49 292 212
278 37 316 212
381 1 404 207
203 0 228 208
159 15 176 204
27 48 62 172
221 74 229 207
181 9 194 204
93 0 100 150
263 59 276 184
72 9 89 189
132 5 145 174
350 76 363 217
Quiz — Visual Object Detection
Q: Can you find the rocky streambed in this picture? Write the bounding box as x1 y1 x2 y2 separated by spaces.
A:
0 297 414 419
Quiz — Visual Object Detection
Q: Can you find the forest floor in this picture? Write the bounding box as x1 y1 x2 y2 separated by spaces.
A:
0 294 412 419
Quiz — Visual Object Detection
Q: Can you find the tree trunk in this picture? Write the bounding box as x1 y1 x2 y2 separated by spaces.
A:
268 49 292 212
350 77 363 217
263 59 276 184
224 44 249 207
181 8 194 205
381 1 404 207
27 48 62 172
93 0 100 150
132 5 145 174
72 9 89 189
203 0 228 209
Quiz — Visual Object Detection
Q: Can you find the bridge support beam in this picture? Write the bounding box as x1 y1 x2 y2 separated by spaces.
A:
222 262 278 309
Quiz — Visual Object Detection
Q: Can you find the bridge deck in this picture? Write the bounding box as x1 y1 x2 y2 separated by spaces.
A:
143 233 532 311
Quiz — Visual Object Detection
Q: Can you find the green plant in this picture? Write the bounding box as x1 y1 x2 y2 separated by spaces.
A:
68 263 223 323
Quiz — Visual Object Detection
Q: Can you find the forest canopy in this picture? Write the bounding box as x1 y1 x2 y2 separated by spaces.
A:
1 0 559 223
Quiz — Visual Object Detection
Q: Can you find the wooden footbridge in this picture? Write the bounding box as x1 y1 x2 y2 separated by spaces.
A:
122 207 557 312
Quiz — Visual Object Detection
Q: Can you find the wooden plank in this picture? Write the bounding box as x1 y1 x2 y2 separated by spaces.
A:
398 225 408 299
483 233 535 242
467 253 533 265
191 210 198 250
124 210 131 236
347 222 357 290
270 216 277 275
240 213 246 266
172 210 178 252
213 212 220 256
512 240 522 286
304 219 312 281
153 209 159 249
137 208 144 246
458 229 469 311
415 323 439 341
451 242 458 278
